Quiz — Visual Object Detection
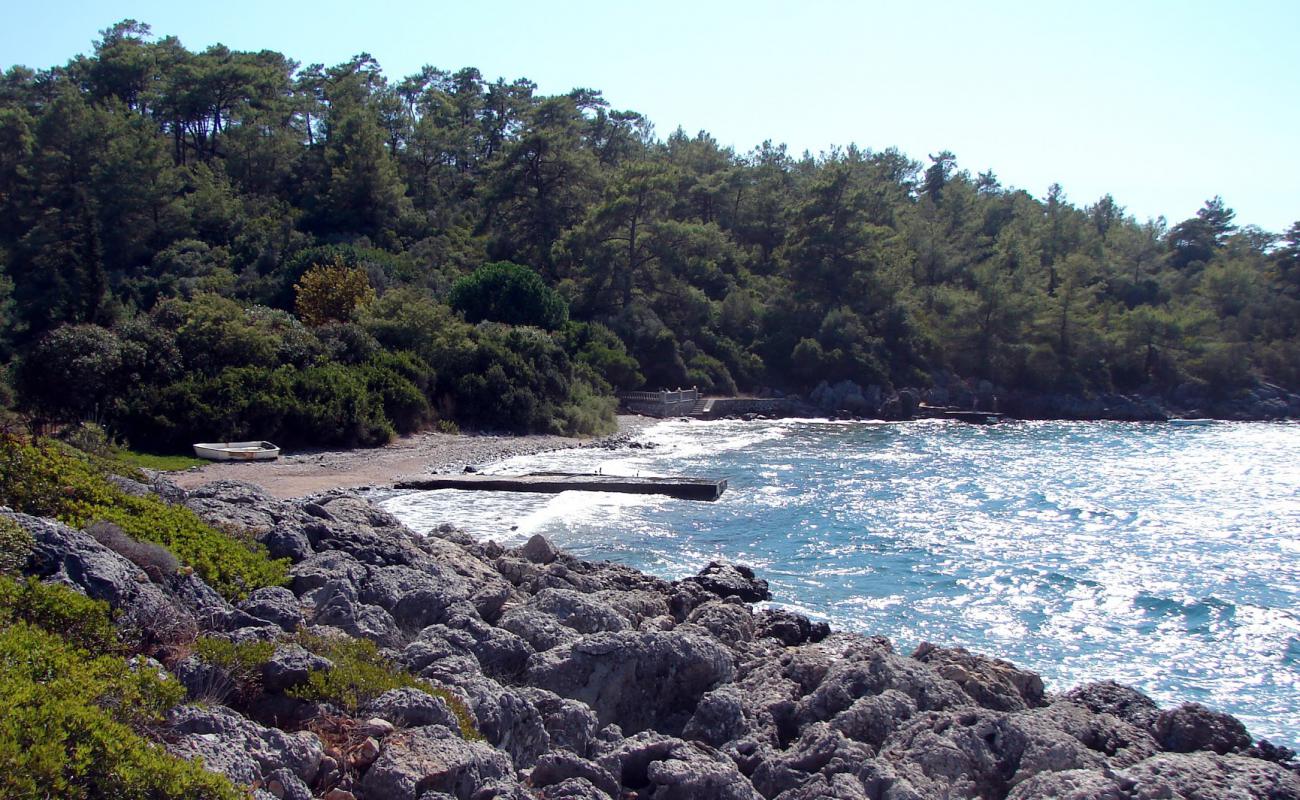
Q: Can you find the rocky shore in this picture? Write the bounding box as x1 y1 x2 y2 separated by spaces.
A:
8 474 1299 799
737 377 1300 422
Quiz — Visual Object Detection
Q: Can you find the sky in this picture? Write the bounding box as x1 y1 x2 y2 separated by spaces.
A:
4 0 1298 232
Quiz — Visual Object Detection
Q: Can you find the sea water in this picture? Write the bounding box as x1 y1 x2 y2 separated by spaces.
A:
380 419 1300 748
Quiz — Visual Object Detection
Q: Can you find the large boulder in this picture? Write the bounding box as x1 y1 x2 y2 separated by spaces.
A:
528 630 735 734
239 586 305 632
910 642 1045 711
1154 702 1252 755
1062 680 1162 733
361 687 463 730
682 562 771 603
261 644 332 694
1005 752 1300 800
597 733 761 800
358 725 514 800
167 704 323 786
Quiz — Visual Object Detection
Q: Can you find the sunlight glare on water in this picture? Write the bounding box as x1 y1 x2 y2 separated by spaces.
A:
380 418 1300 748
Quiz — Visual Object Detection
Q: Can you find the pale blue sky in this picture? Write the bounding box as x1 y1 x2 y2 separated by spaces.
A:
4 0 1297 232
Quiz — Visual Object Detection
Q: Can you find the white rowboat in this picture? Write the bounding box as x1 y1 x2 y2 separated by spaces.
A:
193 441 281 461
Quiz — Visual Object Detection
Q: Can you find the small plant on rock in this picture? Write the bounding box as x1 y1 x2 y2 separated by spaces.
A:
289 631 480 740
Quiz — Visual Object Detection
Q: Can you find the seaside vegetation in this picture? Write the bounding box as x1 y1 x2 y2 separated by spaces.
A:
0 21 1297 448
289 630 482 740
0 435 289 599
0 568 244 799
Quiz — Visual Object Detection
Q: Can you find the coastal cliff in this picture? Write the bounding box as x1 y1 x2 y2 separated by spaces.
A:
5 475 1298 799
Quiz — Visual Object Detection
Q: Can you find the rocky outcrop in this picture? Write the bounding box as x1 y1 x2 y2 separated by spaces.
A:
15 483 1298 800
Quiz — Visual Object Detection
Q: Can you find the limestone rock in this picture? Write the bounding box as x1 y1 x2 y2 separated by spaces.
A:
358 724 514 800
527 630 736 734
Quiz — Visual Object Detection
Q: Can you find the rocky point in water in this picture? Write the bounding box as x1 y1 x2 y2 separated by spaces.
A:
6 474 1298 799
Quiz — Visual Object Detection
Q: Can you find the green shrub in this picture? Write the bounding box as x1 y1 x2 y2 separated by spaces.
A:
0 517 33 574
193 637 275 701
193 637 275 679
0 575 119 654
450 261 568 330
0 436 288 600
0 623 243 799
289 631 479 740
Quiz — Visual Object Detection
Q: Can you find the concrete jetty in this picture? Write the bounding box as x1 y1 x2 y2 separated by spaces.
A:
394 472 728 501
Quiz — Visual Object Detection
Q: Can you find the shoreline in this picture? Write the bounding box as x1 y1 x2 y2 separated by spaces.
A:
168 414 661 499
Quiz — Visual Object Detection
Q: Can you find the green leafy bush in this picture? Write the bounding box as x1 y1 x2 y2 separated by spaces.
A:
0 436 288 600
0 517 33 574
289 631 480 740
0 623 243 800
0 575 119 654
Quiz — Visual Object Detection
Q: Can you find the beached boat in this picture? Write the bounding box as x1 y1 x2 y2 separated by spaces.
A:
192 441 281 461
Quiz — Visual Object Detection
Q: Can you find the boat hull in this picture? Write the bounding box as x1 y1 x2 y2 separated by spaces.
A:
193 441 281 461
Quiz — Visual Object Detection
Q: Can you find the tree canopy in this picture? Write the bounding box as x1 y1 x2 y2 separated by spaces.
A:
1 21 1296 445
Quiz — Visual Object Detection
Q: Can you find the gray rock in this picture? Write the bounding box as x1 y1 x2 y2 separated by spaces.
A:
683 561 771 603
1005 752 1300 800
362 687 462 730
168 704 323 785
1154 702 1253 754
529 750 619 797
498 605 581 652
535 777 612 799
359 564 469 632
828 689 917 750
684 686 757 748
1063 680 1161 733
529 588 632 634
184 480 281 533
911 641 1045 711
12 513 197 648
598 733 760 800
173 654 237 703
261 644 332 694
687 601 756 645
1021 700 1159 769
290 550 368 595
461 680 550 768
528 630 735 734
309 581 403 647
431 616 534 680
756 608 831 646
262 522 315 562
358 724 514 800
518 687 601 758
263 768 312 800
240 586 305 632
751 723 874 795
520 533 558 564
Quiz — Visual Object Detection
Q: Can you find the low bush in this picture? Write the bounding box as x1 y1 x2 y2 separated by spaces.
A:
0 622 243 799
0 436 288 600
87 521 180 583
0 575 119 654
193 636 276 701
0 517 33 574
290 631 479 740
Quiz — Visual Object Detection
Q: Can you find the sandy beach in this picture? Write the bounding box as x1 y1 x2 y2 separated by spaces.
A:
167 415 659 499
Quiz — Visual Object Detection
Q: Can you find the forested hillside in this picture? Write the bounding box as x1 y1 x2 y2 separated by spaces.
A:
2 22 1297 446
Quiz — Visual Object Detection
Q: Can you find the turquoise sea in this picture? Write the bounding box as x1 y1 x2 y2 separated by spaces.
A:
380 419 1300 748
